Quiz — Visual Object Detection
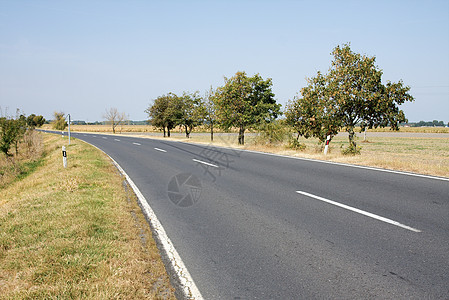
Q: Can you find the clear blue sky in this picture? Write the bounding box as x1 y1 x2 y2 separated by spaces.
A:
1 0 448 123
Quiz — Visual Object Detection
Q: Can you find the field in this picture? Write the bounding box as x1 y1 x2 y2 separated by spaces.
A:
0 133 175 299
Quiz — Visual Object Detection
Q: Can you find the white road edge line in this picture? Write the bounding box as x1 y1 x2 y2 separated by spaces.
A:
114 139 120 141
192 158 219 168
175 141 449 182
296 191 421 233
80 140 203 300
154 147 167 152
133 142 141 146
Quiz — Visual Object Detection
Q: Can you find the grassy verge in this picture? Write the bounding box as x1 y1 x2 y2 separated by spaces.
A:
0 133 175 299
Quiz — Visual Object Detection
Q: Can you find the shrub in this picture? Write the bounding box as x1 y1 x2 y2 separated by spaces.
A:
287 137 306 151
341 144 362 155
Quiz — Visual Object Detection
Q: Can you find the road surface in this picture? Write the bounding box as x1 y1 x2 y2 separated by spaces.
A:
46 131 449 299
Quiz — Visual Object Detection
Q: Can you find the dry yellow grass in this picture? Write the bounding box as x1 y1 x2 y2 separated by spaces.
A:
0 130 44 188
0 133 175 299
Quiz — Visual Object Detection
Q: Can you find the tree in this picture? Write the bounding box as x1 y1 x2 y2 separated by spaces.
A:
215 71 281 145
146 93 183 137
103 108 127 134
0 111 26 157
52 112 67 130
288 44 414 153
146 95 169 136
203 87 218 141
328 44 413 150
26 114 45 128
26 114 37 128
34 115 46 127
179 91 204 138
285 71 340 143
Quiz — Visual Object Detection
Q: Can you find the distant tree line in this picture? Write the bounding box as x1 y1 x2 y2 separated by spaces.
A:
146 44 414 153
408 120 447 127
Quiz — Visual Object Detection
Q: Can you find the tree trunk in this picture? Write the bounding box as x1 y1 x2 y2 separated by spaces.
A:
210 122 214 142
185 125 190 138
238 126 245 145
167 128 171 137
348 127 356 148
163 127 166 137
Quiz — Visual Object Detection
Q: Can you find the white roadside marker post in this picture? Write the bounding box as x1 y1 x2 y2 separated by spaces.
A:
324 135 331 155
62 146 67 168
68 114 71 145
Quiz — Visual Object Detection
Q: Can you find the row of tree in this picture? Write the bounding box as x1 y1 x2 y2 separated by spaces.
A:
0 110 46 156
146 72 281 144
146 44 414 151
409 120 448 127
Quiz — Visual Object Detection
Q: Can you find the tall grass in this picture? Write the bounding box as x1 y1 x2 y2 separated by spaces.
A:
0 129 44 188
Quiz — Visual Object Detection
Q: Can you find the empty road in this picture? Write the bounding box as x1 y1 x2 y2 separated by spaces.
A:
47 131 449 299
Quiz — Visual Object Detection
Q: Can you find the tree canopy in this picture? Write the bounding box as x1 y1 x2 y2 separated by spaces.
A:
146 93 183 137
286 44 414 152
214 71 281 145
52 112 67 131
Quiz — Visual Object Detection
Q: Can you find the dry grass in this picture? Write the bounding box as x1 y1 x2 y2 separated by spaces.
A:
0 130 44 188
0 133 175 299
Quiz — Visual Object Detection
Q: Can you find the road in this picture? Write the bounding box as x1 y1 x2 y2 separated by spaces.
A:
47 131 449 299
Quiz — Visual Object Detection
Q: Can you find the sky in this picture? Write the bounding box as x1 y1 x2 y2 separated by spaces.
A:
1 0 448 123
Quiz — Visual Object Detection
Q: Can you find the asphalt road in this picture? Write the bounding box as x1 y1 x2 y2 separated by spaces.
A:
47 131 449 299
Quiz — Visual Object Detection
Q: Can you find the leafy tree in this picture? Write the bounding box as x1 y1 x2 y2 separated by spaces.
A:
25 114 45 128
26 114 37 128
287 44 414 153
34 115 45 127
146 95 169 136
328 44 413 149
203 87 218 141
179 91 204 138
146 93 183 137
0 112 26 156
52 112 67 130
285 71 340 143
103 108 127 134
215 71 281 145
